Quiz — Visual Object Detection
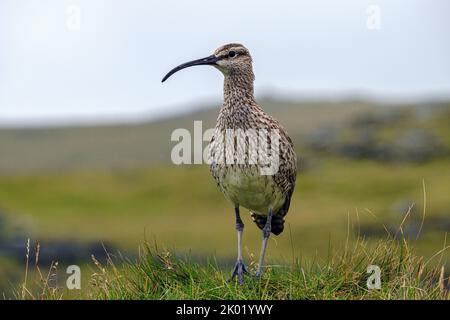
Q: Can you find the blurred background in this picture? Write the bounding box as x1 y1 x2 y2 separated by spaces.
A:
0 0 449 296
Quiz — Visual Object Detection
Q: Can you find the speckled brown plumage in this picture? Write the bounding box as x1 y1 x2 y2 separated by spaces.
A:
208 44 297 236
162 43 298 281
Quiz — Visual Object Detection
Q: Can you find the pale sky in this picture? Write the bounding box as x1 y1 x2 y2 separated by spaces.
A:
1 0 449 126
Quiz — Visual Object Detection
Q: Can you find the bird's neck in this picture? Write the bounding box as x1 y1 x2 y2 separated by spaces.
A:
223 71 256 109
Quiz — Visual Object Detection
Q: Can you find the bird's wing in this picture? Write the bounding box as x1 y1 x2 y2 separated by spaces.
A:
273 126 297 217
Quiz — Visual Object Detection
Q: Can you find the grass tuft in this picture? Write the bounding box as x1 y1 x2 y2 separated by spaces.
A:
86 237 449 300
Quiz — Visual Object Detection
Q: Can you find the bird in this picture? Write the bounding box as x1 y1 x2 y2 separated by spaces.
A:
162 43 297 283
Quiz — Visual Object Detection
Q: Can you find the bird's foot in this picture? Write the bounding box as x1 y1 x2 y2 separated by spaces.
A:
229 259 248 284
253 268 263 280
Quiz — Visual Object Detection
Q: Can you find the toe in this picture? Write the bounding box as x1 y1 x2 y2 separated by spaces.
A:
229 260 248 284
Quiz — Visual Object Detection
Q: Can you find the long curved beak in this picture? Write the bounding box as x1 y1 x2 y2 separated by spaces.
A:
161 55 219 82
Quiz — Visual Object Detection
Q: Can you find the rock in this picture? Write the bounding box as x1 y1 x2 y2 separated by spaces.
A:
306 120 448 163
306 127 339 152
351 109 409 128
391 129 447 163
334 127 379 159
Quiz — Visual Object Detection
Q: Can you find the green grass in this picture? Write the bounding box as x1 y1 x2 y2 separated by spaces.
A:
17 236 449 300
1 102 449 299
0 157 448 259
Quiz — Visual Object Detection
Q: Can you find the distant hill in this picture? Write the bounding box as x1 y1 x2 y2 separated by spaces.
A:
0 100 428 174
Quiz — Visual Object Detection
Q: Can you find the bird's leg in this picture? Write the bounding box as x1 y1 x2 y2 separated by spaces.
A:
230 206 248 284
255 208 272 278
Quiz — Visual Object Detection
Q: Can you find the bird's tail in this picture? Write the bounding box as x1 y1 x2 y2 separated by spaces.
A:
250 212 285 236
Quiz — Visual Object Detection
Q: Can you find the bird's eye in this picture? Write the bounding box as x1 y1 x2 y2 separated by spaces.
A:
228 51 237 58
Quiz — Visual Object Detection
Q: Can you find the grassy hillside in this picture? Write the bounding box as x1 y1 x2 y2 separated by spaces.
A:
0 158 449 259
0 101 374 174
0 100 449 299
18 238 450 300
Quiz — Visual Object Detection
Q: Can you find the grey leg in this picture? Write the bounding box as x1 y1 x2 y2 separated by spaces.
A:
230 206 248 284
255 208 272 278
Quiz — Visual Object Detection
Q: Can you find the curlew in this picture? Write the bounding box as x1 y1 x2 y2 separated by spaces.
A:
162 43 297 283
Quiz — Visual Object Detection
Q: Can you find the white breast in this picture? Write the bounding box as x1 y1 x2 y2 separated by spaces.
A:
220 165 285 216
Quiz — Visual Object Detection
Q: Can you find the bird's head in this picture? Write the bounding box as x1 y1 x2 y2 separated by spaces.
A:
162 43 254 82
